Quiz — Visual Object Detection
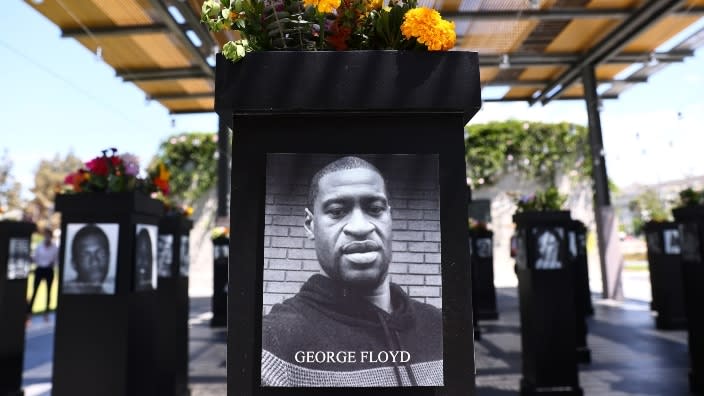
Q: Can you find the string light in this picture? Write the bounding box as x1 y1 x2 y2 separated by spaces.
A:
499 54 511 70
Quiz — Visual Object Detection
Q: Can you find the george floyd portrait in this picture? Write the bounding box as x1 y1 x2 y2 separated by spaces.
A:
135 224 158 291
7 237 31 280
261 154 443 387
157 234 174 278
63 223 119 294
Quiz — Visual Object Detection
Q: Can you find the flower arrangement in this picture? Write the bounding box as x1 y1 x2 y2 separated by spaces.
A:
201 0 456 62
63 148 170 196
513 186 567 213
468 218 489 232
211 226 230 240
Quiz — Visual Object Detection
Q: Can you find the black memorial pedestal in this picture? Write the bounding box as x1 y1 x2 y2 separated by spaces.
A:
469 228 498 321
673 206 704 394
216 51 481 396
0 221 36 396
156 215 193 396
211 236 228 328
53 192 164 396
643 221 687 330
567 220 591 364
514 211 582 396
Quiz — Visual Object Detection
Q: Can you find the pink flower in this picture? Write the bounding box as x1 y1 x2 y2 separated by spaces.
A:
121 153 140 176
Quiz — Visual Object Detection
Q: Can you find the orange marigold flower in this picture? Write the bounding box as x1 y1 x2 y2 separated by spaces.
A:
304 0 341 13
400 7 456 51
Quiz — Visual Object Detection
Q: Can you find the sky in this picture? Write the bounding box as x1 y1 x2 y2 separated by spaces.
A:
1 0 703 200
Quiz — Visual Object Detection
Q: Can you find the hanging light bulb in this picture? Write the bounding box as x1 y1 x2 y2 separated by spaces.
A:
529 0 540 9
647 52 658 67
499 54 510 70
95 46 103 61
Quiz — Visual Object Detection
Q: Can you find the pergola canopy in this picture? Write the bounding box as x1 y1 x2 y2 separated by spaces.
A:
26 0 704 113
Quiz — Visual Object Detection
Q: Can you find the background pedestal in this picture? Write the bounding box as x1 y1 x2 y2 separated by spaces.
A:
470 229 498 321
52 193 163 396
0 221 36 396
211 236 228 328
514 212 582 396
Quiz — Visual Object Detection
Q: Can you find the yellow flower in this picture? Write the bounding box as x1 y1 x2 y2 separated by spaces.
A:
366 0 383 11
401 7 456 51
304 0 341 13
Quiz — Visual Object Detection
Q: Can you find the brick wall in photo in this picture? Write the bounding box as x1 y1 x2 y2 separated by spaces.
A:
263 154 442 314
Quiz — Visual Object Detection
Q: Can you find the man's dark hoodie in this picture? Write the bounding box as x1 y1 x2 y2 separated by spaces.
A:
261 274 443 387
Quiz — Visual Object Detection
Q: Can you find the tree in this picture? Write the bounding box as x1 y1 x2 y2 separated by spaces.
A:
150 133 218 205
26 152 84 231
0 150 23 216
465 120 592 188
627 189 671 236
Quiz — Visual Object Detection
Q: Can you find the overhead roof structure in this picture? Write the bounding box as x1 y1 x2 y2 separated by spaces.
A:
25 0 704 113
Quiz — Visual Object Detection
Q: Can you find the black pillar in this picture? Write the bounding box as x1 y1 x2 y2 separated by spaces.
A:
217 115 231 218
582 65 623 300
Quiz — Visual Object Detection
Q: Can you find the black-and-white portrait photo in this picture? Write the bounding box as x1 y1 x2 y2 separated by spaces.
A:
475 238 492 258
646 231 662 255
7 237 31 280
533 227 563 270
663 229 681 255
179 236 190 277
261 153 443 387
157 234 174 278
63 223 119 295
214 244 229 260
568 231 577 259
135 224 158 291
680 223 700 262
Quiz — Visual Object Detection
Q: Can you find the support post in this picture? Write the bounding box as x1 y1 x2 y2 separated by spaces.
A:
582 65 624 300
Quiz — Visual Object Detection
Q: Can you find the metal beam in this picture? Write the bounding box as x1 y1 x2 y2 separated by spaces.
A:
530 0 686 105
144 0 214 79
118 67 210 82
151 92 214 100
165 0 218 58
444 6 704 21
482 94 618 102
477 50 692 67
61 24 170 38
484 77 647 87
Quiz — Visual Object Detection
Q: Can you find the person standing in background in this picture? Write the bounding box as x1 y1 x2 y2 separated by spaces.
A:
27 229 59 322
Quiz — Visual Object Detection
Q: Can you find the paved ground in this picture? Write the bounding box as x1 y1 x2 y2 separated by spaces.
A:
20 271 690 395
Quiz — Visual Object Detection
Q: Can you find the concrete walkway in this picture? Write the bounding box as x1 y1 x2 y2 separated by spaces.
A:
20 271 690 395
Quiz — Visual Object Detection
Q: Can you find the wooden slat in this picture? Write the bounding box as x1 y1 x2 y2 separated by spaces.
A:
504 86 539 99
160 98 215 111
518 66 566 80
625 15 702 51
546 19 620 52
92 0 153 25
480 67 499 82
595 63 630 79
135 79 214 96
25 0 112 29
460 20 537 53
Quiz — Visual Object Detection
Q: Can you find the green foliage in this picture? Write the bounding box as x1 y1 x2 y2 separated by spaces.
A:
627 189 671 235
0 150 23 215
151 133 219 205
678 187 704 207
464 120 591 188
513 186 567 213
27 152 84 230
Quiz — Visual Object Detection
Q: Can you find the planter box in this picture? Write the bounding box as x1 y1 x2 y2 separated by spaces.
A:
53 192 164 396
673 206 704 393
216 50 480 395
0 221 36 396
513 211 583 394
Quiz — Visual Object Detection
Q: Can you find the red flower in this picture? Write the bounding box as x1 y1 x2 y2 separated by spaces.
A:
86 157 110 176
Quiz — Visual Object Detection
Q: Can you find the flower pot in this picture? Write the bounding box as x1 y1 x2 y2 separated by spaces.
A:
0 220 36 396
52 192 164 396
216 50 480 393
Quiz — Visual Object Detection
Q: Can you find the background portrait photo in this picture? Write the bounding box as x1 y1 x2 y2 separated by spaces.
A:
63 223 119 295
7 237 31 279
135 224 158 290
157 234 174 278
179 236 190 277
532 227 565 270
261 153 443 387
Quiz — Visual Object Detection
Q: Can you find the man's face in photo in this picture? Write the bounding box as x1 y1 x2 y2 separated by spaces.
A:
136 233 153 282
73 232 109 283
538 231 558 262
306 167 393 290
